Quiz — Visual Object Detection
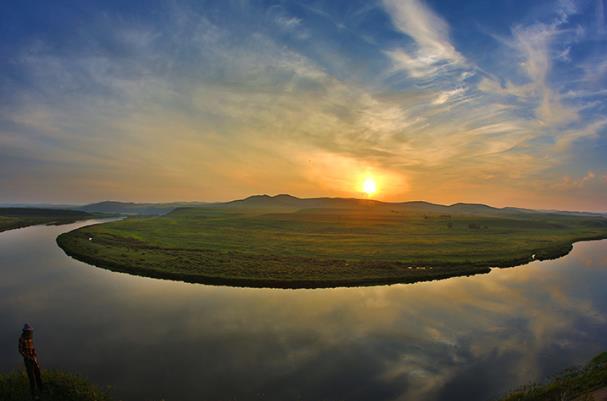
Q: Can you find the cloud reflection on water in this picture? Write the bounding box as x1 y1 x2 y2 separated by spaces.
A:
1 221 607 401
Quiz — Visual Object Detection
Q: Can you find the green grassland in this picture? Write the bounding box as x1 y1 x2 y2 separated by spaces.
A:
56 204 607 288
497 352 607 401
0 369 111 401
0 208 94 233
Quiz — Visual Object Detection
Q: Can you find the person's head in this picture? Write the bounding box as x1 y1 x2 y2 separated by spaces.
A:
22 324 33 338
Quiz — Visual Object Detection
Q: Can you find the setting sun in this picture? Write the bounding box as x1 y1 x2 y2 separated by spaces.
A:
362 177 377 197
3 1 607 400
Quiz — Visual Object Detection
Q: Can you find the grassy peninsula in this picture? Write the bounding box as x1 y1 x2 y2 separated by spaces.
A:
0 369 111 401
0 208 94 233
56 195 607 288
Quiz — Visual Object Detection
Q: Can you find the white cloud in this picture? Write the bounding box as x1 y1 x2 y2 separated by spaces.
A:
479 3 581 128
553 118 607 150
267 5 309 39
513 24 553 84
432 88 465 105
581 58 607 82
382 0 466 78
553 170 598 190
275 15 302 30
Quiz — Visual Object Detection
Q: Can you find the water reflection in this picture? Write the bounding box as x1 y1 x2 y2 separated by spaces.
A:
1 221 606 401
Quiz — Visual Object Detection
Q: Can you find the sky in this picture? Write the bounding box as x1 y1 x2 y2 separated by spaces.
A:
0 0 606 210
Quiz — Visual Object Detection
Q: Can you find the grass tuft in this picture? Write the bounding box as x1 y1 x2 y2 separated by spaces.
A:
0 369 111 401
497 352 607 401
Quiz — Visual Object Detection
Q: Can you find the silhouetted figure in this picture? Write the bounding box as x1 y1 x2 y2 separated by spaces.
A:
18 324 43 400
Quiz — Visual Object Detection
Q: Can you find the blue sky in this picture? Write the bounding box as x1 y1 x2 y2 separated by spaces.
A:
0 0 606 210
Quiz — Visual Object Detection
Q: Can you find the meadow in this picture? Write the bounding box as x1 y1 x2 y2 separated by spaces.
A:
56 205 607 288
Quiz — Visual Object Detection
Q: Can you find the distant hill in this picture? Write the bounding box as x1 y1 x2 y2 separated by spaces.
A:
214 194 448 212
77 201 208 215
64 196 607 217
215 194 382 212
204 194 570 216
447 202 498 213
4 195 605 217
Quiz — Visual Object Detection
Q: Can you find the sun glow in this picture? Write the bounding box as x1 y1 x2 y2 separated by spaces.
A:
362 177 377 197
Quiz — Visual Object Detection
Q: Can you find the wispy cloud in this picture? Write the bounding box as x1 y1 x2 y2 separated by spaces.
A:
275 15 302 30
511 22 578 126
382 0 466 78
552 170 600 191
475 0 585 130
432 88 465 105
0 0 605 209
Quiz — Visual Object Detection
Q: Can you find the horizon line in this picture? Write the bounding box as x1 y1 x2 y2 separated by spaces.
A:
1 193 606 215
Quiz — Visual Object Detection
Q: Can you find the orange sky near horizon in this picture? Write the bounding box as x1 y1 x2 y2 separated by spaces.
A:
1 1 606 213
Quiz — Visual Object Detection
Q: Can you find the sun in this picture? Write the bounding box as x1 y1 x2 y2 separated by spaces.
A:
362 177 377 197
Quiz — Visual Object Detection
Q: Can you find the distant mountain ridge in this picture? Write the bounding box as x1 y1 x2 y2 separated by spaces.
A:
3 195 606 217
211 194 604 216
77 201 208 215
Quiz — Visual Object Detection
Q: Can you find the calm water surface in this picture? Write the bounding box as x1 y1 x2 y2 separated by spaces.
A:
1 220 607 401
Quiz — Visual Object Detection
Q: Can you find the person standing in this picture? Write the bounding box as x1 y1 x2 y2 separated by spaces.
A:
18 324 43 400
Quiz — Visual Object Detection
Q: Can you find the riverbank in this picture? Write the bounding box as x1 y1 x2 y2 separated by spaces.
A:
0 369 111 401
56 207 607 288
0 209 94 233
497 352 607 401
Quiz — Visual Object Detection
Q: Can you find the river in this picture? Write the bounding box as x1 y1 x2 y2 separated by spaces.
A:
1 219 607 401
